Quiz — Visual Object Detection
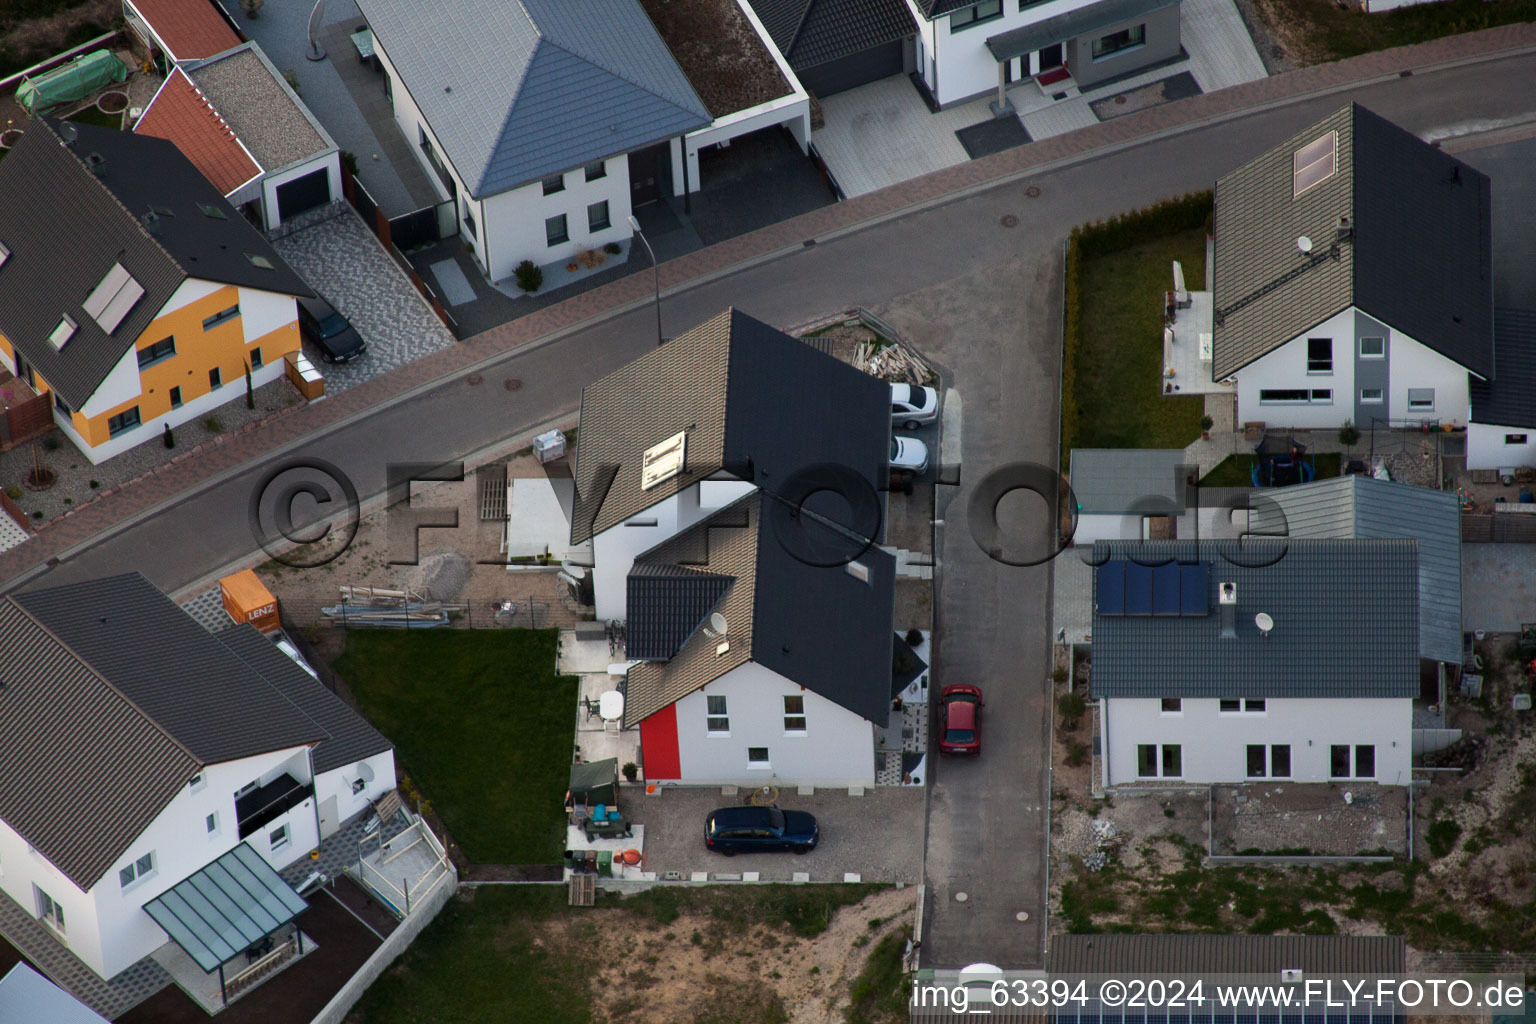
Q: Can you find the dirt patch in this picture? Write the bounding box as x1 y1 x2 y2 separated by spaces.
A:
1211 783 1407 856
636 0 791 118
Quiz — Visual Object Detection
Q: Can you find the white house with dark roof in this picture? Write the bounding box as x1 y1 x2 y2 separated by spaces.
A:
0 574 393 987
570 308 889 623
1089 539 1417 788
1468 308 1536 471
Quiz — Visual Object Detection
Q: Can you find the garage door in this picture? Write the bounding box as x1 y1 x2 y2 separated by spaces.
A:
276 169 332 221
798 39 905 98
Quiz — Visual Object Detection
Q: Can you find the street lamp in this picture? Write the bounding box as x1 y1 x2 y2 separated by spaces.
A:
628 215 663 346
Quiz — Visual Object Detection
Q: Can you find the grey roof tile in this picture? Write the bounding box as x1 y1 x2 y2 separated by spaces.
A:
1049 934 1406 974
1068 449 1192 515
1248 475 1461 664
1089 538 1419 699
355 0 710 197
1470 308 1536 429
1212 104 1492 381
749 0 916 70
626 563 735 660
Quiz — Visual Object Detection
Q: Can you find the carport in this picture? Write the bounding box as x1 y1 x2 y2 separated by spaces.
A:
748 0 917 98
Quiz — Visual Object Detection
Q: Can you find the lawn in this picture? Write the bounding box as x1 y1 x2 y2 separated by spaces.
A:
1071 227 1207 451
333 629 578 865
1255 0 1536 65
64 105 121 130
1199 452 1343 486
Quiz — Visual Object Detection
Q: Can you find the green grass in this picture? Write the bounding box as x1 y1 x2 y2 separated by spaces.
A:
847 925 913 1024
64 105 121 130
1267 0 1536 64
1426 818 1462 858
1072 227 1207 451
1199 452 1342 487
334 630 578 864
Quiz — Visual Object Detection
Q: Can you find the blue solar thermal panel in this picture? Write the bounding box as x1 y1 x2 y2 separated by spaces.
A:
1125 561 1153 615
1180 562 1208 615
1152 562 1180 615
1098 560 1126 615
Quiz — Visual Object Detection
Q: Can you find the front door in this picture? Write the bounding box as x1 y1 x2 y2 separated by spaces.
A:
1037 43 1064 72
13 351 33 389
628 143 670 208
318 795 339 838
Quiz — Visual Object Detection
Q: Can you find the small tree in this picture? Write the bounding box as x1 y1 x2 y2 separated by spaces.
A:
621 761 639 782
1057 691 1087 731
163 422 175 449
1339 421 1361 446
514 259 543 293
1199 414 1214 439
244 361 255 410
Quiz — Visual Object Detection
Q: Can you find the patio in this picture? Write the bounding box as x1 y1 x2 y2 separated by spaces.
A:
560 629 642 770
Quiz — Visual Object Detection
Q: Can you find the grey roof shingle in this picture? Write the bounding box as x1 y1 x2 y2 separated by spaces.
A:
1212 104 1492 382
1068 449 1192 515
355 0 710 197
624 492 895 727
626 563 735 660
1248 476 1461 664
1049 934 1406 974
0 119 312 410
1089 538 1419 699
749 0 916 70
1470 308 1536 429
571 308 889 544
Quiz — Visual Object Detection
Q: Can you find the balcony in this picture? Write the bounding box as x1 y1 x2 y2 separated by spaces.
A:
236 774 313 840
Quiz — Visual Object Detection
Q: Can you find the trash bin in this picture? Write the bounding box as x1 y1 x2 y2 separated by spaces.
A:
533 429 566 464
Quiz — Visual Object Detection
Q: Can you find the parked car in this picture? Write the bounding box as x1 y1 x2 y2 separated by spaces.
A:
705 806 819 855
938 684 984 755
297 295 367 363
890 435 929 475
891 383 939 429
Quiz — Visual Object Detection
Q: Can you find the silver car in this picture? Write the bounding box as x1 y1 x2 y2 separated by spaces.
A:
890 435 929 475
890 383 939 430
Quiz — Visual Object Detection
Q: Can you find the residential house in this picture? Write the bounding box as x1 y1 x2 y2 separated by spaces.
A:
906 0 1184 107
122 0 242 70
624 492 897 786
0 963 111 1024
747 0 917 96
1090 538 1417 787
0 119 313 463
1468 308 1536 471
1170 104 1493 433
135 43 344 232
570 307 890 622
1067 448 1193 544
0 573 394 985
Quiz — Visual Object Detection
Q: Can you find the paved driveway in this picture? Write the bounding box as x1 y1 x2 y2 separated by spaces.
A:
636 786 924 882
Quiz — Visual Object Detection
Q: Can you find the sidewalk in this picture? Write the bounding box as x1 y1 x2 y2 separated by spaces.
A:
1 23 1534 588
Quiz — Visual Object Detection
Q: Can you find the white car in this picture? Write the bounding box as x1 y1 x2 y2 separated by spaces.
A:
890 435 930 475
890 383 939 430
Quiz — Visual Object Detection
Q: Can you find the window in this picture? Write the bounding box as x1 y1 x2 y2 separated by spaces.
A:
1507 434 1529 445
137 336 175 369
587 200 611 233
747 747 770 767
188 773 206 792
1161 745 1182 778
83 262 145 333
209 367 223 390
54 392 71 416
107 407 141 437
1138 744 1181 777
1220 698 1241 712
206 813 218 835
584 160 607 182
546 214 569 246
1307 338 1332 374
1360 388 1383 404
1259 389 1332 404
1407 388 1435 411
1091 23 1145 59
118 851 155 890
462 200 476 238
625 517 658 527
950 0 1002 28
1293 130 1338 197
846 560 870 583
48 315 77 350
1137 744 1157 777
269 824 291 852
245 253 275 270
236 779 258 798
1271 745 1291 777
197 202 228 220
36 887 64 934
1160 698 1182 713
707 695 729 733
1244 699 1266 713
1330 744 1350 778
1355 745 1375 778
1247 745 1267 778
250 347 263 370
784 695 806 733
0 241 9 268
169 386 182 409
542 174 565 195
1359 336 1384 358
202 305 240 331
351 778 367 794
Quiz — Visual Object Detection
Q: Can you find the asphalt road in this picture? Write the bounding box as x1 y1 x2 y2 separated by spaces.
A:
10 48 1536 971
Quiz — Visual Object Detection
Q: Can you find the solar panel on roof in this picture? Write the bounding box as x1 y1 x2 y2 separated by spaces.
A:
1152 562 1180 615
1180 562 1208 616
1097 560 1125 615
1125 561 1152 615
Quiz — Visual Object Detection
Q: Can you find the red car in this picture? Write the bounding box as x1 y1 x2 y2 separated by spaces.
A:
938 684 984 755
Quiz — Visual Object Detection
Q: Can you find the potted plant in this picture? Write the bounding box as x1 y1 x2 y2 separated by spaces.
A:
621 762 639 782
1199 415 1214 440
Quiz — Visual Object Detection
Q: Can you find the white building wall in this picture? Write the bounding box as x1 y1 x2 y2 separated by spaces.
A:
314 749 398 840
76 345 144 421
259 153 344 231
1235 307 1357 430
1101 696 1412 787
238 287 300 349
910 0 1103 106
673 661 875 786
0 816 107 982
1467 423 1536 471
1385 327 1470 426
479 162 632 284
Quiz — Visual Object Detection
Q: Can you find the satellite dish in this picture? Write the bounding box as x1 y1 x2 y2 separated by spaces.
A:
1297 235 1313 254
358 761 375 783
306 0 327 61
709 612 727 636
1255 612 1274 635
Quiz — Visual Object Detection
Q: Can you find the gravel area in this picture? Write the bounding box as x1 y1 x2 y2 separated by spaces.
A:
189 48 327 169
637 0 791 118
0 377 304 524
1211 782 1408 856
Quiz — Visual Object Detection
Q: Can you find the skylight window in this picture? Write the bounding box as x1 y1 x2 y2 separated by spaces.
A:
0 242 10 268
49 315 77 350
82 262 145 334
244 253 274 270
197 202 228 220
1292 130 1337 198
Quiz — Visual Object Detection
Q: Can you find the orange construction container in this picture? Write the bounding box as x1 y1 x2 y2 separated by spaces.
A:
220 570 280 634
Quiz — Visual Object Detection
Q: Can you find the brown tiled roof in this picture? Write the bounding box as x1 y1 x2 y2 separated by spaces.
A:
134 68 261 194
130 0 241 62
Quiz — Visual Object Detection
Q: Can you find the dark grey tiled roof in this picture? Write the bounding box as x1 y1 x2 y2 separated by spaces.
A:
1212 104 1492 382
624 492 895 727
1089 538 1419 699
915 0 984 18
0 119 311 410
1248 475 1460 664
1068 449 1191 515
1049 934 1406 974
216 624 392 775
572 308 889 544
355 0 710 197
626 563 735 660
749 0 916 70
1470 309 1536 429
985 0 1178 61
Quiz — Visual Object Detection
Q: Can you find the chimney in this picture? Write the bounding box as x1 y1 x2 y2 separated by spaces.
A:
141 210 161 235
1218 581 1237 639
84 151 106 175
1335 214 1352 242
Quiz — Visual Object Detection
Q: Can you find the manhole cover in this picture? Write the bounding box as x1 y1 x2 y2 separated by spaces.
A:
1024 185 1042 199
1000 214 1019 228
955 891 969 903
504 378 523 391
1016 911 1030 922
466 373 484 386
1115 95 1127 105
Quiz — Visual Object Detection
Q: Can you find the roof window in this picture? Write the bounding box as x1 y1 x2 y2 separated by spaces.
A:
197 202 228 220
244 253 274 270
82 262 146 334
0 242 10 268
1292 130 1337 198
49 315 77 351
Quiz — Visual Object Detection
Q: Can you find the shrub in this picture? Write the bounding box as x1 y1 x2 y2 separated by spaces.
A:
1339 421 1361 446
603 241 622 255
1057 691 1087 721
42 433 60 451
339 150 359 176
904 627 924 648
513 259 543 293
204 415 224 434
89 479 99 489
282 69 301 97
621 761 638 782
1426 819 1461 858
1065 742 1089 767
1200 415 1214 433
4 484 20 500
1051 665 1069 684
